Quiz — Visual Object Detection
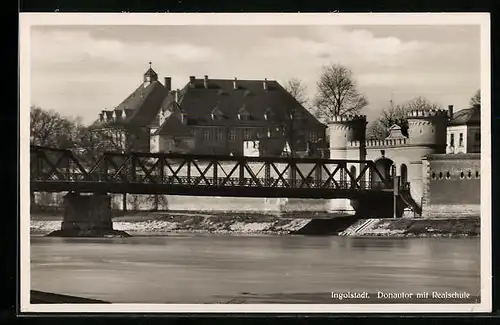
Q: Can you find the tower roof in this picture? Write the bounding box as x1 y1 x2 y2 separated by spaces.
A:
144 68 158 78
144 62 158 78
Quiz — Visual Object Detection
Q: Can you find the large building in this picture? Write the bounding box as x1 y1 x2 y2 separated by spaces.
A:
91 65 327 156
317 103 481 217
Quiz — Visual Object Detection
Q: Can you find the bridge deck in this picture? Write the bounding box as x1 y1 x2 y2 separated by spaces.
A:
30 146 398 198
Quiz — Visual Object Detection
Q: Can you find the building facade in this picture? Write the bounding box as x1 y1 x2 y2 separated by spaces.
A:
92 65 326 156
321 104 481 217
446 104 481 154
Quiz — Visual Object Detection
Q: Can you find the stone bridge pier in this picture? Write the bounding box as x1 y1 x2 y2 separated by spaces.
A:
47 192 130 237
350 194 405 219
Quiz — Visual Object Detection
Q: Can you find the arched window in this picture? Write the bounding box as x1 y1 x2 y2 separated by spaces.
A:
460 171 465 179
439 172 443 180
446 171 450 179
467 170 472 179
431 172 436 180
400 164 408 185
476 171 480 178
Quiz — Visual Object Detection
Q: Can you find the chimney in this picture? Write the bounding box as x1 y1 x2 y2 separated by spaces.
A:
263 78 268 91
174 89 179 103
189 76 195 88
233 77 238 90
204 75 209 89
448 105 454 119
99 113 104 122
164 77 172 91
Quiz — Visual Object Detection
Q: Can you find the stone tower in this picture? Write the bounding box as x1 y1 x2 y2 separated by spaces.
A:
328 114 367 160
143 62 158 88
327 115 367 215
406 109 449 152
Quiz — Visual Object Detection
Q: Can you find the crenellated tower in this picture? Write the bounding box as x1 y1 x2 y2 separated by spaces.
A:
327 115 368 215
406 109 449 152
328 114 367 160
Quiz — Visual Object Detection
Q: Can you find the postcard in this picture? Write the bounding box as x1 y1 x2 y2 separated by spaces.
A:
19 12 491 313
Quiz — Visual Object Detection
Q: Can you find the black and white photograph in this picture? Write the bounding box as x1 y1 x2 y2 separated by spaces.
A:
19 13 491 313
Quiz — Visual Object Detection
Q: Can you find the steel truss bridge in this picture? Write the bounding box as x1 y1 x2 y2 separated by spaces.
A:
30 145 399 199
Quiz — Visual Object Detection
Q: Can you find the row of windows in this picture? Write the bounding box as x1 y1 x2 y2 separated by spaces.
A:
431 170 480 180
449 132 480 148
199 128 319 142
209 108 304 121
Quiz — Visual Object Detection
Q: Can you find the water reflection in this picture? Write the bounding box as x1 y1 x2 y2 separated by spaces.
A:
31 235 480 304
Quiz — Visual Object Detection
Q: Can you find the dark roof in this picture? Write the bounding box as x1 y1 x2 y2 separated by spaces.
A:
94 75 326 135
449 105 480 126
154 113 192 137
93 80 168 129
144 67 158 78
158 77 325 128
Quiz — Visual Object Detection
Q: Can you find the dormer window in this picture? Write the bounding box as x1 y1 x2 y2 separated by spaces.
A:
264 107 274 121
238 106 250 120
211 106 223 120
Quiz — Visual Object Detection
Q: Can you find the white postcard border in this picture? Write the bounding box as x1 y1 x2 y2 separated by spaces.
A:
19 12 492 313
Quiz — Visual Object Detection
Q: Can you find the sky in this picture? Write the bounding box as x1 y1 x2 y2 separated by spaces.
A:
30 24 481 125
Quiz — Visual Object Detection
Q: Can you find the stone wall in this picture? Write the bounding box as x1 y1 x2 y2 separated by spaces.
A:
422 154 480 218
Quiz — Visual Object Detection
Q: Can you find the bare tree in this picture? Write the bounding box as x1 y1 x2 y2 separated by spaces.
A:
30 105 80 148
403 96 442 111
469 89 481 107
367 96 442 140
284 78 309 108
313 64 368 121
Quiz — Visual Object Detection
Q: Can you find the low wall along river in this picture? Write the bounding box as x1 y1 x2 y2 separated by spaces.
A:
31 211 480 237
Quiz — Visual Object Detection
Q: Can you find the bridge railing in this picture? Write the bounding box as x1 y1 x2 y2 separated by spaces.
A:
30 146 395 192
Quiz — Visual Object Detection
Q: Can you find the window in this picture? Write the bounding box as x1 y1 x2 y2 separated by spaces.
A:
211 107 223 120
431 172 436 179
216 128 224 141
439 172 443 180
467 170 472 179
476 171 480 178
203 129 210 142
460 171 465 179
243 128 250 140
459 133 464 147
446 171 450 179
310 131 317 142
229 129 236 141
450 134 455 147
238 106 250 120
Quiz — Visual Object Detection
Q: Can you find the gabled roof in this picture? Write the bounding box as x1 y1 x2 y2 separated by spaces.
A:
93 80 168 129
449 105 480 126
385 124 407 139
153 113 192 137
157 77 325 128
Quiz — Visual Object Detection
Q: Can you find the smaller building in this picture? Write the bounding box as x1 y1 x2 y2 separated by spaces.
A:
446 104 480 154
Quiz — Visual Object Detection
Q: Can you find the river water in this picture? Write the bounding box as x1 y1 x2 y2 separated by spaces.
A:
30 234 480 304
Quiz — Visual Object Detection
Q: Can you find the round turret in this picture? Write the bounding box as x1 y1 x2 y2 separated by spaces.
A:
328 115 367 149
406 109 449 148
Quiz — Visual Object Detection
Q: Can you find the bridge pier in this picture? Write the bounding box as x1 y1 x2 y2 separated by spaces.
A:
350 195 405 219
47 192 130 237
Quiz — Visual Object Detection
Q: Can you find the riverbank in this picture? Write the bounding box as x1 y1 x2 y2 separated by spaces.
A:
30 211 480 237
